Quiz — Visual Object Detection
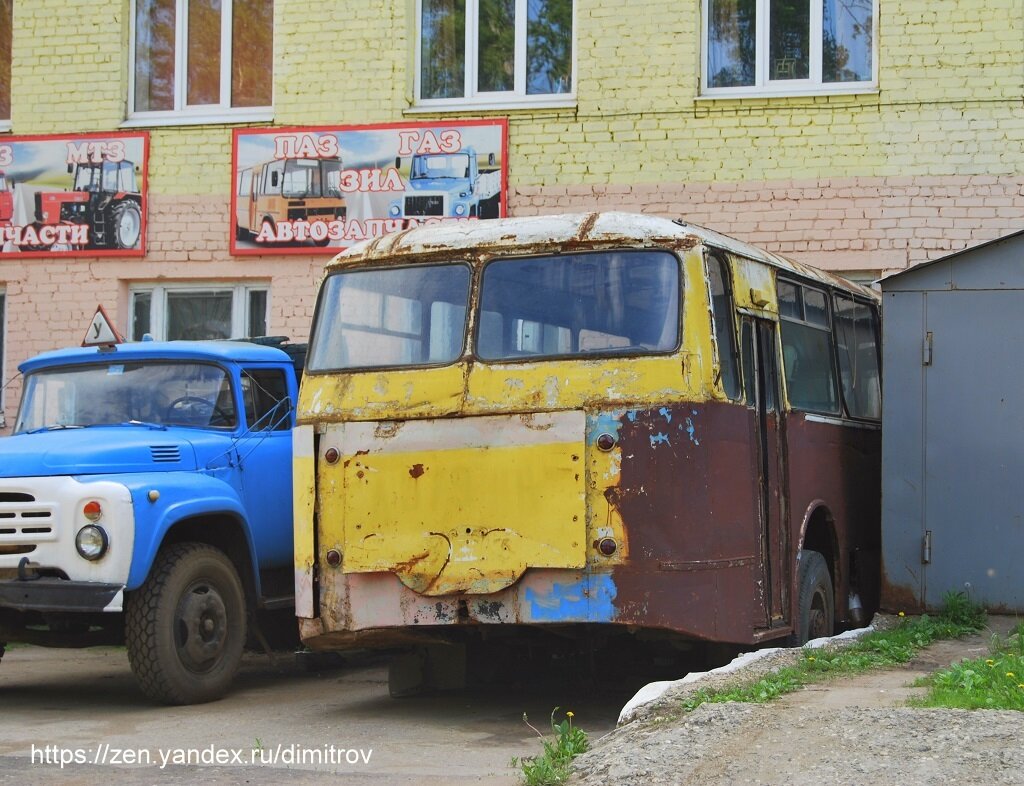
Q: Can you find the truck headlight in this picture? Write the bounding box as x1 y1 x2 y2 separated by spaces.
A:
76 525 109 561
454 203 467 216
388 203 401 217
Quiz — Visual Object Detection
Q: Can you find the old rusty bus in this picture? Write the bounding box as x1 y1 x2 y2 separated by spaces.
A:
294 212 881 689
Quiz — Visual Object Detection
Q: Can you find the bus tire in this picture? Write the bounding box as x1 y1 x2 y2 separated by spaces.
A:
125 543 247 705
0 642 5 664
795 549 834 645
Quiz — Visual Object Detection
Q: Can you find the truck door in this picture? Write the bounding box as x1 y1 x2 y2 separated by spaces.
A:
237 366 294 580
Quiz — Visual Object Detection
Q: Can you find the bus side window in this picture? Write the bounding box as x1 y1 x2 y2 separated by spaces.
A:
741 321 756 406
778 279 841 415
833 295 881 419
708 254 741 400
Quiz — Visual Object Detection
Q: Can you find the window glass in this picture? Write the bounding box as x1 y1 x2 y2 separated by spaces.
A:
708 255 740 400
308 265 471 371
421 0 466 99
778 279 840 414
705 0 873 91
777 279 801 320
478 250 679 361
187 0 222 105
0 0 12 120
132 291 152 339
248 289 267 337
741 321 756 406
15 362 236 432
833 295 881 419
420 0 573 102
241 368 289 431
823 0 872 82
707 0 756 88
232 0 274 107
167 291 232 340
527 0 573 94
478 0 515 92
769 0 809 80
133 0 273 114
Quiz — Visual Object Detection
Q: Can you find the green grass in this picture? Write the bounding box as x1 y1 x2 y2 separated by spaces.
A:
514 708 589 786
679 591 986 713
913 621 1024 711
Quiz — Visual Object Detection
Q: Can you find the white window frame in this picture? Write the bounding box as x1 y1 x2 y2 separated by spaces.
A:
125 0 273 128
699 0 878 99
411 0 577 112
128 282 270 341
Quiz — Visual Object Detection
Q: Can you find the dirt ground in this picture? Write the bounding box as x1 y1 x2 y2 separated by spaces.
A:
571 615 1024 786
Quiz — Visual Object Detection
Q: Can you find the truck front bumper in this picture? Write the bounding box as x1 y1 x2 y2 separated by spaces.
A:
0 579 124 613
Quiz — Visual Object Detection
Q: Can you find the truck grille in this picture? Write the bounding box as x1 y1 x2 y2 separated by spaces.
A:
405 195 444 217
0 492 56 549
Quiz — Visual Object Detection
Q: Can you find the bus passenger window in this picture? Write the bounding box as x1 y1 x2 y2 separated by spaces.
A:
833 295 881 419
708 254 741 400
778 279 841 415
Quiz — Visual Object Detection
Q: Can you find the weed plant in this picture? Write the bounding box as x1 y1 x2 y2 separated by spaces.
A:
514 708 589 786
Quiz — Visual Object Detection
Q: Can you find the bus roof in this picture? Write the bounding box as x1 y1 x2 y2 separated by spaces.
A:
328 212 877 300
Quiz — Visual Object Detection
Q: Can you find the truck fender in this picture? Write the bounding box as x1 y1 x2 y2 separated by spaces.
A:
126 482 260 598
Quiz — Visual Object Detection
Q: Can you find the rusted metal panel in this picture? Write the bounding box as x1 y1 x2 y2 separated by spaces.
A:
326 412 587 596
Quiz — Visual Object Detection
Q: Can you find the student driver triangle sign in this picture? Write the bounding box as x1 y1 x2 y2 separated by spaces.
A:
82 304 124 347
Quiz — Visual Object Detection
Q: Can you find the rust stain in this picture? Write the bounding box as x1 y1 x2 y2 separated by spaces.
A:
409 463 426 478
373 421 402 439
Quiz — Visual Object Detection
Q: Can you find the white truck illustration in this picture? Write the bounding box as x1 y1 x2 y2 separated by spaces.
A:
388 148 501 220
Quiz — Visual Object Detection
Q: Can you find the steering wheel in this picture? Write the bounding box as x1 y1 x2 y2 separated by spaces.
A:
165 395 231 425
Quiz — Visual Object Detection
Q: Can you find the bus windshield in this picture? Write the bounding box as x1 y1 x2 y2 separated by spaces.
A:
308 264 472 371
478 250 680 360
282 159 341 198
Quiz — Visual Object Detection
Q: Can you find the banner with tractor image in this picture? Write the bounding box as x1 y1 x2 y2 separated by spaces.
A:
231 119 507 255
0 132 148 257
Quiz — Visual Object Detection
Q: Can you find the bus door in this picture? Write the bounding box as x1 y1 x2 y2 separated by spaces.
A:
741 317 789 627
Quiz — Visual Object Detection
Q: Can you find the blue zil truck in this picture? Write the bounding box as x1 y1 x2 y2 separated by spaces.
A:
0 339 302 704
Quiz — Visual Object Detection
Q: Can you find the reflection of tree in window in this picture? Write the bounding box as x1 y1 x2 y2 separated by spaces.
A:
0 0 11 120
421 0 466 99
527 0 573 95
134 0 176 111
478 0 515 92
232 0 274 107
823 0 872 82
708 0 756 88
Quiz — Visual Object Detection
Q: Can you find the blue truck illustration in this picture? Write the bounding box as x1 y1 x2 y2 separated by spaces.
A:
0 338 303 704
388 147 501 220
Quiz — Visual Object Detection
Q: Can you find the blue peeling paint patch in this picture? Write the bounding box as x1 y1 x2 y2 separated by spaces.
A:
658 407 672 423
588 410 628 446
524 573 618 622
650 432 671 448
685 417 700 446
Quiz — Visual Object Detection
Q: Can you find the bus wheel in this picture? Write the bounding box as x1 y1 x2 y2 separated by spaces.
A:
795 550 834 645
125 543 247 705
0 642 5 664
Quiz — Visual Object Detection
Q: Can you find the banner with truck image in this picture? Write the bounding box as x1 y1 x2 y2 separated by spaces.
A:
231 119 508 255
0 132 148 257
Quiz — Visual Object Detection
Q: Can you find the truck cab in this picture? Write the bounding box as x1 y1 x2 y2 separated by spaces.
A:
0 339 300 704
389 147 501 220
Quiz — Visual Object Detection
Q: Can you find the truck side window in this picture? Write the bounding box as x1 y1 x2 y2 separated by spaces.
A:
241 369 290 431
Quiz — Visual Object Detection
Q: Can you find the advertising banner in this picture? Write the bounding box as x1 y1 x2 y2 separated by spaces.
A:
0 132 149 257
231 119 507 255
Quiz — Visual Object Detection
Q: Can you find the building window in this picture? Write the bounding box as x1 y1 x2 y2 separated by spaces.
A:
703 0 874 95
129 283 269 341
417 0 574 107
0 0 11 125
129 0 273 123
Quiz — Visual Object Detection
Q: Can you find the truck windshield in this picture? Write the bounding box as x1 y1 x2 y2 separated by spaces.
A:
307 264 472 371
14 361 237 433
477 250 680 360
410 154 470 180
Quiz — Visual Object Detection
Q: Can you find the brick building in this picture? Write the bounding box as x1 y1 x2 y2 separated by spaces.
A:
0 0 1021 427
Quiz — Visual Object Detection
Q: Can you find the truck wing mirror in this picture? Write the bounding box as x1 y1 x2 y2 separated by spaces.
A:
487 153 496 166
67 164 74 174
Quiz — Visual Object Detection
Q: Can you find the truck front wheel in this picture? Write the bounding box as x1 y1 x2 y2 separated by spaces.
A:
125 543 247 705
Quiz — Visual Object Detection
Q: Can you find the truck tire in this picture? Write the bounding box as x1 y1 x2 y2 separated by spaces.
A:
795 549 834 645
125 543 247 705
111 201 142 249
0 642 5 664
